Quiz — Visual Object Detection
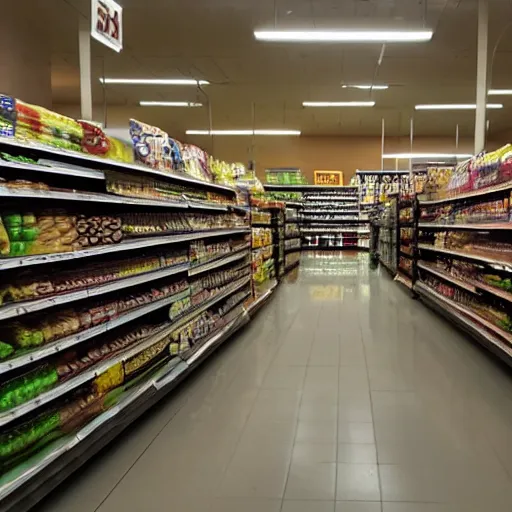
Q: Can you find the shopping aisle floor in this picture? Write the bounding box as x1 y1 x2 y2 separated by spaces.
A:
39 251 512 512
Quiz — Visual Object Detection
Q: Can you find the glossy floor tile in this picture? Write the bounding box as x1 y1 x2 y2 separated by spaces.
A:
37 252 512 511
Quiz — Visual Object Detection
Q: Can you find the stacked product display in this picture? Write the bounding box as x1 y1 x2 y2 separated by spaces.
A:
371 145 512 366
0 102 285 512
301 186 364 249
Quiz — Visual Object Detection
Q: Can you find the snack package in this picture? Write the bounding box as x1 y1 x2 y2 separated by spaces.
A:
78 120 110 156
129 119 173 171
15 100 84 152
0 94 16 137
104 136 134 163
182 144 213 182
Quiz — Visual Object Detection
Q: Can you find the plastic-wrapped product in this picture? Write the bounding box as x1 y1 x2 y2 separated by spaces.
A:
0 94 16 137
129 119 173 171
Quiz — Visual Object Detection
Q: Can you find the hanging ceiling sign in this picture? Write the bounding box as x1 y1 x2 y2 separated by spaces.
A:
91 0 123 52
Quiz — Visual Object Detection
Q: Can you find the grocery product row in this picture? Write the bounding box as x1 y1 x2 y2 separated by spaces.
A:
369 144 512 367
0 97 298 512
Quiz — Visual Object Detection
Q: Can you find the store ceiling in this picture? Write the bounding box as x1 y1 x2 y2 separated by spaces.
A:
41 0 512 137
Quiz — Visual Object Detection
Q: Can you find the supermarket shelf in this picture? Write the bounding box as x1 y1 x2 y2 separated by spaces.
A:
379 257 396 276
471 279 512 304
415 281 512 366
418 222 512 230
417 244 512 270
0 263 190 322
0 185 187 209
0 228 250 271
0 277 250 429
285 235 301 241
302 210 360 215
301 218 365 224
417 261 477 293
284 202 303 208
356 170 410 175
0 305 255 511
283 260 300 274
251 222 272 227
188 246 250 276
246 281 278 315
395 273 413 289
285 247 301 253
302 230 369 234
0 159 105 180
167 276 251 329
0 289 191 375
304 196 358 201
302 245 362 251
0 136 237 196
252 243 273 250
418 181 512 206
264 184 357 191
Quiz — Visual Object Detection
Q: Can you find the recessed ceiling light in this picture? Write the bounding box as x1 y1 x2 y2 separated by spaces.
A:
186 129 301 136
302 101 375 107
100 78 209 85
488 89 512 95
415 103 503 110
341 84 388 90
139 101 203 107
383 153 473 159
254 30 433 43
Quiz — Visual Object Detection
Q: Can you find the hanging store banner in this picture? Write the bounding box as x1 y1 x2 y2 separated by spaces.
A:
91 0 123 52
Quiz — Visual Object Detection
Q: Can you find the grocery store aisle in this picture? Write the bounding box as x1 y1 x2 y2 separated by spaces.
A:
39 251 512 512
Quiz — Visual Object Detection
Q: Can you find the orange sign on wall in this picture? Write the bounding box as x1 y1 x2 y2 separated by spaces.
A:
314 170 344 186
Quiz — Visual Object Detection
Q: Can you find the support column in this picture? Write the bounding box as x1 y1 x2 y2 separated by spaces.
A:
79 17 93 121
474 0 488 154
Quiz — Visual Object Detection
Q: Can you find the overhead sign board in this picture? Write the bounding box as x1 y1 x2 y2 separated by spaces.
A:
91 0 123 52
314 170 344 186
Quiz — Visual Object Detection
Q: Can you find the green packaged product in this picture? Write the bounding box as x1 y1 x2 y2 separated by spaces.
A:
9 241 26 256
0 217 9 256
0 323 45 348
0 412 60 460
0 366 59 412
3 214 22 227
0 341 14 359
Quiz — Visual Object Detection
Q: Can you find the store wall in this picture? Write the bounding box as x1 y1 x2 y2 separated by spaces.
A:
0 4 52 108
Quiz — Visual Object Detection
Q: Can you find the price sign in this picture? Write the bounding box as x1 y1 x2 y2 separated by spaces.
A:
314 170 343 186
91 0 123 52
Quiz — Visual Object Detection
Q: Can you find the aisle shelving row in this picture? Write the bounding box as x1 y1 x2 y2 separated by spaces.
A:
370 150 512 368
0 114 293 512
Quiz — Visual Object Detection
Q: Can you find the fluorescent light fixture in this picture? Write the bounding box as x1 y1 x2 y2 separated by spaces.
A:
303 101 375 107
342 84 388 90
100 78 209 85
383 153 473 159
139 101 203 107
186 129 301 136
254 30 433 43
415 103 503 110
488 89 512 95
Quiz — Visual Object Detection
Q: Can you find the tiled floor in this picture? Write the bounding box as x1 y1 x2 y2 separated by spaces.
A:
38 251 512 512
